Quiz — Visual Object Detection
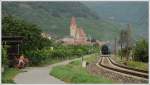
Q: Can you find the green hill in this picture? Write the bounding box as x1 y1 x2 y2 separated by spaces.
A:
2 2 126 40
83 2 148 40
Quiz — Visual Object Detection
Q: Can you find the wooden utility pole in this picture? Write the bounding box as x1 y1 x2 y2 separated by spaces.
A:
114 37 117 55
126 23 132 61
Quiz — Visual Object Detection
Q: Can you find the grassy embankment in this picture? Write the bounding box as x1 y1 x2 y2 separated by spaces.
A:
50 53 113 83
112 55 148 71
2 68 20 83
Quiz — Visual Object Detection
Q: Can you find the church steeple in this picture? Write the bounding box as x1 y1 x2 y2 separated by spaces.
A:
70 16 86 41
70 16 77 37
70 16 77 28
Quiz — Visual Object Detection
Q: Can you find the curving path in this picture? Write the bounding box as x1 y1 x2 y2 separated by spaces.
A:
14 58 80 84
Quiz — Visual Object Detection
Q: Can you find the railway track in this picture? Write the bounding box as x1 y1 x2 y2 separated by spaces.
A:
107 57 148 73
96 55 149 80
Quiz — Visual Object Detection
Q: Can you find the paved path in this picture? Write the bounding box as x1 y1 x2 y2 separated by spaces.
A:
14 58 80 84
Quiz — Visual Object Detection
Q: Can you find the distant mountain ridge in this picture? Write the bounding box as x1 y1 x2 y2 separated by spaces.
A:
2 2 148 40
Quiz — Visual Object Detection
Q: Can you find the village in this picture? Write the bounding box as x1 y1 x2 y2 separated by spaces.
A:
42 16 109 46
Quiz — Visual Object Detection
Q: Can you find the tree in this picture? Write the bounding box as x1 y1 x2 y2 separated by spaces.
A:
118 24 133 61
2 16 52 53
133 39 148 62
126 24 133 60
118 29 126 60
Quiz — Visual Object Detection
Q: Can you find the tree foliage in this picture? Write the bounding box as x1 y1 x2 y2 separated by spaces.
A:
2 16 52 53
133 39 148 62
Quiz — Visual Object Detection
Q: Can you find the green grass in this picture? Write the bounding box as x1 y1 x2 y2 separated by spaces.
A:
50 54 112 83
39 58 65 67
112 55 148 71
83 53 99 63
126 61 148 71
2 68 20 83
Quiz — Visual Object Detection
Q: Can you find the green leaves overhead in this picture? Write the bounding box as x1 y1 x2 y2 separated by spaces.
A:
2 16 52 52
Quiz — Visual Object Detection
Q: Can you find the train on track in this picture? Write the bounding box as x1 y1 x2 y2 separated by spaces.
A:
101 44 111 55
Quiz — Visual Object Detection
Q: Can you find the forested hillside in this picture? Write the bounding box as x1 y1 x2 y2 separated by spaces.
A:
83 2 148 40
2 2 148 40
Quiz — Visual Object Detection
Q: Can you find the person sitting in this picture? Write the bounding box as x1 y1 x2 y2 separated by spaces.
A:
17 54 25 68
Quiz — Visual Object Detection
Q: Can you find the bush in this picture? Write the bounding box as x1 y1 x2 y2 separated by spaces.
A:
24 44 100 66
2 68 20 83
25 48 52 66
2 46 9 67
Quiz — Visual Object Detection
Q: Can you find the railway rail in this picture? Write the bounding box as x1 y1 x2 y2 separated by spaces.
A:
96 55 149 80
107 57 148 73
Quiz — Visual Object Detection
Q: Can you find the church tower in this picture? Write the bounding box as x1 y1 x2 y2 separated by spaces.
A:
69 16 87 44
70 16 77 38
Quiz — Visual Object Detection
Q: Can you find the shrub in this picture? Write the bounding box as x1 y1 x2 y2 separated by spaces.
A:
24 48 52 66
